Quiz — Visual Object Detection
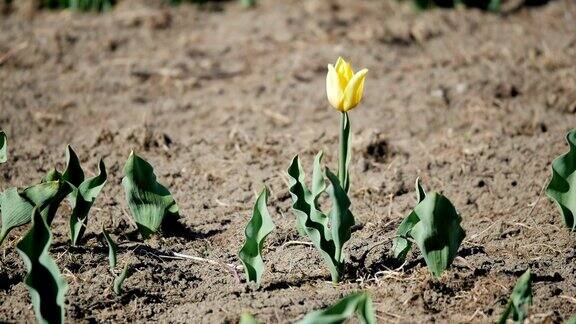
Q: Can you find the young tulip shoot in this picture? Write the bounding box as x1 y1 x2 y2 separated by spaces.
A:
298 292 375 324
62 146 108 246
122 151 179 239
238 187 275 284
498 270 532 324
16 207 68 324
102 226 118 271
392 179 465 277
546 130 576 231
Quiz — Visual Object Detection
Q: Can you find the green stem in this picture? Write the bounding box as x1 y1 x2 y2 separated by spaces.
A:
338 112 350 193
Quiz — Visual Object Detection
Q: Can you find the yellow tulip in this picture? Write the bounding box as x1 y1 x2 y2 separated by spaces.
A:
326 57 368 112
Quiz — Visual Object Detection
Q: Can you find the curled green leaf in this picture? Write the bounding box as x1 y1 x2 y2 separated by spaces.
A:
63 146 107 246
0 131 7 164
392 178 426 262
16 207 68 324
298 292 375 324
102 226 117 271
546 130 576 230
238 187 275 284
498 269 532 324
113 263 131 295
287 154 354 283
0 181 63 245
410 191 466 277
122 151 179 239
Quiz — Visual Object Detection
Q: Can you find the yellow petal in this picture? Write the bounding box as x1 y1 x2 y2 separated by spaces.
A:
335 57 353 85
341 68 368 112
326 64 344 111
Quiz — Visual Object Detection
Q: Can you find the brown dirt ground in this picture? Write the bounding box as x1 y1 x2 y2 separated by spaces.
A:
1 0 576 322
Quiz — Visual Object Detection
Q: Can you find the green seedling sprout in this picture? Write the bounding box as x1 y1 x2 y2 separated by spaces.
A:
122 151 179 239
392 178 465 277
16 207 68 324
238 187 275 285
546 130 576 231
62 146 108 246
287 57 368 283
102 226 131 295
498 270 532 324
298 292 375 324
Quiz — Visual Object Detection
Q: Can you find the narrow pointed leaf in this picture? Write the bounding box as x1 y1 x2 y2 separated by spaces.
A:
298 292 375 324
113 264 130 295
326 169 354 265
410 192 465 277
498 269 532 324
102 226 117 271
393 178 427 262
238 187 275 284
0 131 7 164
0 181 62 245
69 159 107 246
546 130 576 230
61 145 85 187
16 208 68 324
122 152 179 239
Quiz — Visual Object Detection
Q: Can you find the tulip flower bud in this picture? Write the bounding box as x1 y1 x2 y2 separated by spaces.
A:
326 57 368 112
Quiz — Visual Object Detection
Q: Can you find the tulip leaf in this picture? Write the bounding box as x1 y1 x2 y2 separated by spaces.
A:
546 130 576 231
40 171 73 226
498 270 532 324
102 227 117 271
0 181 64 245
238 187 275 284
392 178 427 262
0 131 7 164
113 263 130 295
64 146 107 246
122 151 179 239
298 292 375 324
239 313 259 324
287 154 354 282
410 191 466 277
16 207 68 324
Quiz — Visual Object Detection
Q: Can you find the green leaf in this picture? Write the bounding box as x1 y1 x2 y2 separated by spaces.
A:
16 207 68 324
326 169 354 265
122 151 179 239
113 263 130 295
67 149 107 246
239 313 259 324
288 155 340 282
498 270 532 324
102 226 117 271
238 187 275 284
392 178 426 262
0 131 7 164
240 0 256 7
298 292 375 324
566 315 576 324
40 170 73 226
410 191 465 277
287 155 355 283
0 181 63 245
546 130 576 230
